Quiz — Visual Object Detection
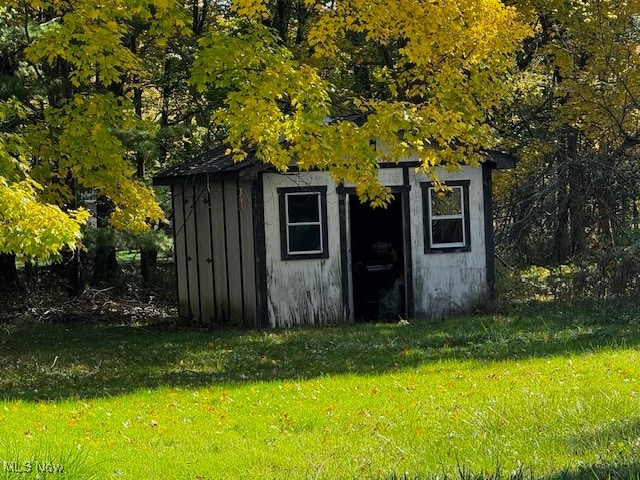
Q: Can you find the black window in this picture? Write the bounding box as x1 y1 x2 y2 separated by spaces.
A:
421 181 471 253
279 187 329 260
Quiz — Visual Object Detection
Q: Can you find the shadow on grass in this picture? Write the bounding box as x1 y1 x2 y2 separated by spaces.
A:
1 299 639 401
386 459 640 479
565 418 640 455
546 460 640 480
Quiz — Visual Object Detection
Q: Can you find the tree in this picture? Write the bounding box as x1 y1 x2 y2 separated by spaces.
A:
1 0 183 290
191 0 530 204
495 0 640 265
1 8 88 280
0 99 89 287
2 0 530 290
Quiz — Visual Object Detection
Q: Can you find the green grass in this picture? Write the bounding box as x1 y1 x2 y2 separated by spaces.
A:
1 300 639 479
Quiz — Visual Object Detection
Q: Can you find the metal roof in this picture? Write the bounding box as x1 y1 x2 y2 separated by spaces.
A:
153 143 516 186
153 145 271 185
483 150 517 170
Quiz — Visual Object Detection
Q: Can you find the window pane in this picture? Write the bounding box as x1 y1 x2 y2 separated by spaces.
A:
287 194 320 223
431 188 462 216
432 219 463 245
289 225 321 253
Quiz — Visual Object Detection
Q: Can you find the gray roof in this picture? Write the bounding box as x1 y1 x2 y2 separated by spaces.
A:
153 144 516 186
153 145 271 185
483 150 517 170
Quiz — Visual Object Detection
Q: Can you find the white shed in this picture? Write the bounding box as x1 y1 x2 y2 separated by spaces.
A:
154 148 513 328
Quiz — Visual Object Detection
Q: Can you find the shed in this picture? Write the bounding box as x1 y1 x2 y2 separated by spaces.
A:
153 147 514 328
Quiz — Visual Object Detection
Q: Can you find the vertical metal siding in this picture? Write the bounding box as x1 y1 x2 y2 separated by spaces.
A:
210 181 229 322
238 181 258 326
205 179 220 326
185 185 201 321
195 182 216 324
236 181 247 321
223 180 244 324
173 186 190 320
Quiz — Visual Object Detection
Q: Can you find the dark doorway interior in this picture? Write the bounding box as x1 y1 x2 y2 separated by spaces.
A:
349 195 405 321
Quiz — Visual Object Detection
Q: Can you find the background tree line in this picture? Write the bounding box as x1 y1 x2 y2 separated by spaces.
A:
495 0 640 297
1 0 639 300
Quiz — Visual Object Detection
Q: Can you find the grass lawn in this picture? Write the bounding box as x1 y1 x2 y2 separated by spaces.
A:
1 300 639 479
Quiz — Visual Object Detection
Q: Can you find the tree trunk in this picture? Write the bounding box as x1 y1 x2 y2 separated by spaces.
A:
91 244 118 285
566 131 587 256
140 248 158 286
553 159 571 263
67 250 82 297
91 196 118 285
272 0 292 41
596 201 614 245
552 129 589 263
0 253 20 292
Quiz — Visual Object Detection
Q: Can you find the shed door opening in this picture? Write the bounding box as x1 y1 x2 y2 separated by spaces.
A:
348 195 405 321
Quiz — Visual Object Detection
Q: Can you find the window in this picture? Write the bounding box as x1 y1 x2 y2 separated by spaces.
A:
278 187 329 260
421 181 470 253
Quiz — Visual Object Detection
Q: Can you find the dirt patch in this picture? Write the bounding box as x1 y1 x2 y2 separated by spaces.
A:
0 285 177 326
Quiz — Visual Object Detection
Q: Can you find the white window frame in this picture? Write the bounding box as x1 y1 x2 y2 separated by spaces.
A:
421 180 471 253
278 187 329 260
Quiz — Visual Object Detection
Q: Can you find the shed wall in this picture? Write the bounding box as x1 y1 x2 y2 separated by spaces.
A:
408 165 490 318
342 161 489 318
172 179 258 326
172 185 190 319
172 162 492 327
262 172 345 327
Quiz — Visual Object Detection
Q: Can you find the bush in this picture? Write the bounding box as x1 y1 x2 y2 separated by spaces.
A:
497 241 640 303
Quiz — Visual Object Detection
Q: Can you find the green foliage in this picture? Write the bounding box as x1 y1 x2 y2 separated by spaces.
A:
191 18 332 171
127 229 173 252
82 225 172 253
518 264 577 299
21 0 189 90
26 92 163 233
2 0 530 258
0 0 189 260
498 229 640 302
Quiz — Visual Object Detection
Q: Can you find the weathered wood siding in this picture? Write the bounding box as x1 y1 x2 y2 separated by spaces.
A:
172 179 258 326
262 172 345 327
375 166 404 186
408 165 490 318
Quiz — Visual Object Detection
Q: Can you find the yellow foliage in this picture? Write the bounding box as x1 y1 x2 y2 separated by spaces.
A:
1 101 88 259
198 0 531 203
232 0 271 19
492 0 640 214
105 182 165 234
513 0 640 152
0 178 89 260
24 93 164 232
1 0 181 259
